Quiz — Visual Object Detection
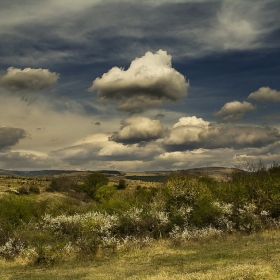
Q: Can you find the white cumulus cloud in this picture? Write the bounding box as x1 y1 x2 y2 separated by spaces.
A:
164 116 280 151
165 116 210 145
0 67 59 92
214 100 256 122
109 116 166 144
248 87 280 102
88 49 189 113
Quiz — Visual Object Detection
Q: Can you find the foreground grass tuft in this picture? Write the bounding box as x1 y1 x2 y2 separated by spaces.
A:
1 230 280 279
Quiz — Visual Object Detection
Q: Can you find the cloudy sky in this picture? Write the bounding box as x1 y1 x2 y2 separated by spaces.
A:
0 0 280 171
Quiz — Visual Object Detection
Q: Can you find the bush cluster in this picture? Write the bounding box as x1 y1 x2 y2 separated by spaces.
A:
1 166 280 263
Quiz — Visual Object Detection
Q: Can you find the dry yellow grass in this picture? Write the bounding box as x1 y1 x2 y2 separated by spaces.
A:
1 230 280 280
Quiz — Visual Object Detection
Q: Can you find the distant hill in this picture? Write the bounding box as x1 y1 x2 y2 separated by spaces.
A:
0 169 124 178
0 169 78 177
0 167 237 181
178 167 238 181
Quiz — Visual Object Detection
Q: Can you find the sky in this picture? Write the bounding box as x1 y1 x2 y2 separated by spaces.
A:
0 0 280 171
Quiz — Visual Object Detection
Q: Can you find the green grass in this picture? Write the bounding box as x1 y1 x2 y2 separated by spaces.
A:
1 230 280 280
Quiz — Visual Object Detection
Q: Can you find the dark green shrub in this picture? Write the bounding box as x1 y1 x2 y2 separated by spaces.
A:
0 195 46 244
18 186 29 195
134 186 158 207
29 185 40 194
189 194 221 228
117 179 127 190
46 177 78 193
82 172 109 199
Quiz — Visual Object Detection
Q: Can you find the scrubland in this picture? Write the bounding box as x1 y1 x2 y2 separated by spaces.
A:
1 163 280 279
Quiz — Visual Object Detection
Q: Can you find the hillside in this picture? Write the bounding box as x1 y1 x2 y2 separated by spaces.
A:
0 166 236 180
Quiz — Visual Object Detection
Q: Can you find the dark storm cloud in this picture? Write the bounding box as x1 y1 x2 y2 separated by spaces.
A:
0 67 59 92
0 1 218 66
0 127 26 149
0 0 279 70
109 116 166 144
88 50 189 113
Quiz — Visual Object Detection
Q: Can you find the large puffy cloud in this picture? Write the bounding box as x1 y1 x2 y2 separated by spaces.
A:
109 116 166 144
0 67 59 92
88 50 189 113
248 87 280 102
0 127 26 150
165 116 210 146
213 101 256 122
164 116 280 151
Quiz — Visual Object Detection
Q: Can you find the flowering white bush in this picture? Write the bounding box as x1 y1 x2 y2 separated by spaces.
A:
0 238 25 259
212 201 233 215
170 225 223 244
123 207 143 222
149 210 169 226
212 202 235 232
165 177 199 204
119 236 154 250
41 212 119 235
101 233 120 250
236 203 261 233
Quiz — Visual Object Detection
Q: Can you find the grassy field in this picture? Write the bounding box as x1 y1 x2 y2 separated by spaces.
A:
1 230 280 280
1 166 280 279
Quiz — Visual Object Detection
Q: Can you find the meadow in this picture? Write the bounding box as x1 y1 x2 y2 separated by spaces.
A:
0 163 280 279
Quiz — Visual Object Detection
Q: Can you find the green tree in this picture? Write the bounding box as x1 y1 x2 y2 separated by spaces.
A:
46 177 77 193
82 172 109 198
118 178 127 190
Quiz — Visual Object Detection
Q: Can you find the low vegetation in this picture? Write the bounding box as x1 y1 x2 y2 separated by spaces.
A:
0 163 280 279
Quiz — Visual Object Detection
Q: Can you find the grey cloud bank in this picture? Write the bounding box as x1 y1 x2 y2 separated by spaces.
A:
164 116 280 151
